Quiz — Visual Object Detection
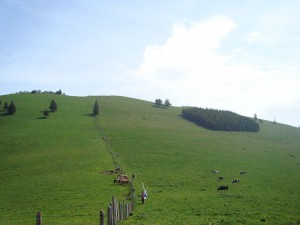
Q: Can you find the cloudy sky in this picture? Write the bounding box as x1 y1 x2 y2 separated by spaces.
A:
1 0 299 127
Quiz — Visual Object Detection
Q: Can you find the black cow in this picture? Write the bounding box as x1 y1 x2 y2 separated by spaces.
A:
232 179 240 183
217 185 229 191
240 171 246 175
218 176 224 180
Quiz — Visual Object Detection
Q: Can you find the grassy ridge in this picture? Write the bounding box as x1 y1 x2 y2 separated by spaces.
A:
97 96 300 225
0 94 126 224
1 94 300 224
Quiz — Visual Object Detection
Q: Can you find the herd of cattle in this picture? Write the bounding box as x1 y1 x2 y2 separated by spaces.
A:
212 170 247 191
112 167 246 191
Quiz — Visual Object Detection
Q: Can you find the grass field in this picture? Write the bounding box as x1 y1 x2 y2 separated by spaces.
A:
1 94 300 224
0 94 128 224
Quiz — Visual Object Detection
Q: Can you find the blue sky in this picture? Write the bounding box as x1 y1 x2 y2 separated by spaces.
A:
1 0 299 127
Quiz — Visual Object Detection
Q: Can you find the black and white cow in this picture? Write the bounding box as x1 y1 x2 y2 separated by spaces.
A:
217 185 229 191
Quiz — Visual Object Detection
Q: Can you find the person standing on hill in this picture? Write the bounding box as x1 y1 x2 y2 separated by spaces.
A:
141 191 146 204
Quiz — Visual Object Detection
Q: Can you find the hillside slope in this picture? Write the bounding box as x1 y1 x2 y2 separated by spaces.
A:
97 96 300 225
0 94 125 224
1 94 299 224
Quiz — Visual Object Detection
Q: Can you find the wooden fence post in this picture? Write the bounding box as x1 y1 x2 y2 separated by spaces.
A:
125 204 129 219
112 196 116 225
100 210 105 225
36 212 42 225
107 205 112 225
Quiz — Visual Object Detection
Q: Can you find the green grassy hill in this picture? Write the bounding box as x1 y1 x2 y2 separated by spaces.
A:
1 94 299 224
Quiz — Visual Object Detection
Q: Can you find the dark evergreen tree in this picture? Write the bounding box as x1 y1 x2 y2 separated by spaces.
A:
3 101 8 110
49 99 57 112
93 100 99 116
254 113 257 121
7 101 16 115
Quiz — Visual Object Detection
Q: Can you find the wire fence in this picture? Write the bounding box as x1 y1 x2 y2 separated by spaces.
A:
36 192 135 225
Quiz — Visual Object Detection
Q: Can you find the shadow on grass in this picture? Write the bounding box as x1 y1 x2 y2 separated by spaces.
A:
37 117 48 119
152 105 168 109
83 113 96 117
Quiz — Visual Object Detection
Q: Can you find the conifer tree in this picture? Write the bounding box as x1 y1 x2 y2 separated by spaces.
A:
49 99 57 112
93 100 99 116
254 113 257 121
7 101 16 115
3 101 8 110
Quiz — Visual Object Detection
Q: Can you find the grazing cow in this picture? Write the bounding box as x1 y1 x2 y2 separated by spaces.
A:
217 185 229 191
211 170 219 174
240 171 246 175
218 176 224 180
232 179 240 183
114 174 130 185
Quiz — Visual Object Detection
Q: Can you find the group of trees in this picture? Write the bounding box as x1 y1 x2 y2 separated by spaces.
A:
16 89 64 95
42 99 57 118
1 100 16 115
182 107 260 132
1 98 99 118
154 99 171 108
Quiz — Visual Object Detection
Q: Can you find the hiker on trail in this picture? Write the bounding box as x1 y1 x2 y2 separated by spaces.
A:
141 191 146 204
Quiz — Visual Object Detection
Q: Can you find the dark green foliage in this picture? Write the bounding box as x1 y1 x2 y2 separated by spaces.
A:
3 101 8 110
164 99 171 108
254 113 257 121
182 107 259 132
155 99 171 108
55 89 62 95
43 110 49 118
7 101 16 115
49 99 57 112
31 89 41 94
29 89 63 94
93 100 99 115
0 99 2 106
154 98 163 107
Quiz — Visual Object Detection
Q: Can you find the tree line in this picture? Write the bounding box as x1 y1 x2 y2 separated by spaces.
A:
182 107 259 132
15 89 64 95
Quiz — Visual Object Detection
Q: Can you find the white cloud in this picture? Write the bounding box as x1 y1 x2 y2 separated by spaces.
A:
246 31 261 43
136 16 236 77
131 16 300 126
